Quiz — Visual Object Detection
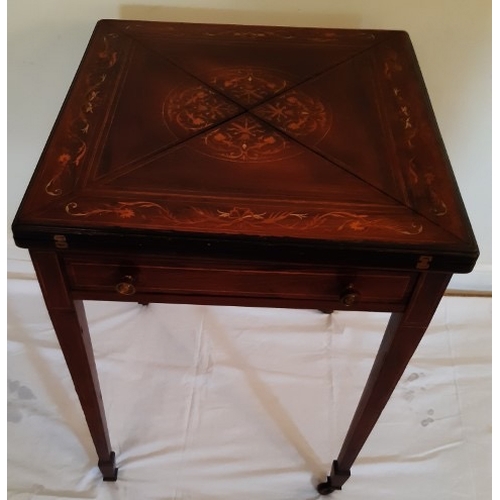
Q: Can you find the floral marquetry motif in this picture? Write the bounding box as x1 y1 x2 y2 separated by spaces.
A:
255 90 330 139
383 49 448 217
209 67 290 106
64 200 424 236
44 33 122 197
201 116 295 162
163 85 241 133
162 76 330 161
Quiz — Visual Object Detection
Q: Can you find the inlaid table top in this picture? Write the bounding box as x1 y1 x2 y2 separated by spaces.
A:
13 19 478 272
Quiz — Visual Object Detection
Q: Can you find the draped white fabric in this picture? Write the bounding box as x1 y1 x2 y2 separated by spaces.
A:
7 276 491 500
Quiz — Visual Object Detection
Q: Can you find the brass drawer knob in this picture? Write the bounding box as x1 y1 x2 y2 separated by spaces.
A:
340 285 359 307
115 275 136 295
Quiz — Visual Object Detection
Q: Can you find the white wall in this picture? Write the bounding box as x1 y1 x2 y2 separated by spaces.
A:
8 0 492 291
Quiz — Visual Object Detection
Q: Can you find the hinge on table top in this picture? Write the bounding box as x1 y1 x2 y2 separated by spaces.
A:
416 255 433 269
53 235 68 249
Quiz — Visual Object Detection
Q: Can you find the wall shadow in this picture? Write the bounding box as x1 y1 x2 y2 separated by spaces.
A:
119 4 361 29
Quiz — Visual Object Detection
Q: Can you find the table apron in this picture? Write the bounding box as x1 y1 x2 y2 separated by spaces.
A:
62 255 417 312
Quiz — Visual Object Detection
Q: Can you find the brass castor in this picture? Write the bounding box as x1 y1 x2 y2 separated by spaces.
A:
317 477 337 495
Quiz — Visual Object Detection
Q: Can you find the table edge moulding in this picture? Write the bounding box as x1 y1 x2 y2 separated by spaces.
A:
11 19 479 495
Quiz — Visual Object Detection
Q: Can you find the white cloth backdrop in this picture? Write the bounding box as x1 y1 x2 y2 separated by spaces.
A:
7 276 491 499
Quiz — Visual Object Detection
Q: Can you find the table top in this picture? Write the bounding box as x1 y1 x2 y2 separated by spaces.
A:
13 20 478 272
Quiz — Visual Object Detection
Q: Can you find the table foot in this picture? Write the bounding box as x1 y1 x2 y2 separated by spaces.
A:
317 479 337 495
317 461 351 495
99 451 118 481
319 308 334 314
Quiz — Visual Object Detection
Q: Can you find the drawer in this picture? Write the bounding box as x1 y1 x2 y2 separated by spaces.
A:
64 255 417 309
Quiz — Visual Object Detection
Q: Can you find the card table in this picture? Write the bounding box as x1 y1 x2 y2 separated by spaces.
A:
12 20 478 494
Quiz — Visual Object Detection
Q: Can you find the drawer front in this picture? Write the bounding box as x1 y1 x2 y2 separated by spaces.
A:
64 255 416 308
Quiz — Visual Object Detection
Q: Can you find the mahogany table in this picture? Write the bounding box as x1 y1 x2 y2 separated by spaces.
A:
12 20 478 494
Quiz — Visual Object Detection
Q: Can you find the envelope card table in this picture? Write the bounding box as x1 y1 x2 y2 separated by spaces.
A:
12 20 478 494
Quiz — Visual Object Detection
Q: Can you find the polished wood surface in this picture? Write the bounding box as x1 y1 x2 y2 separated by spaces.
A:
13 20 477 272
12 20 478 493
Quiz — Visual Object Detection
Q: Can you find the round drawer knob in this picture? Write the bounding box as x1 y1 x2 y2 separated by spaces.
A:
340 285 359 307
115 275 136 296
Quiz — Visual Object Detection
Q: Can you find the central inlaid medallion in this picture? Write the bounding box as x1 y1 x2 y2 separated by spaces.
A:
163 67 331 162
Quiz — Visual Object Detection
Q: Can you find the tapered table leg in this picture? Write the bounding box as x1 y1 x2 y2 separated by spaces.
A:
318 272 451 494
30 250 118 481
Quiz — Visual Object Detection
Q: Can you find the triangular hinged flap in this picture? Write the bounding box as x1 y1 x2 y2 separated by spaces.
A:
102 113 407 203
95 40 243 182
117 21 394 108
252 34 475 244
252 49 406 203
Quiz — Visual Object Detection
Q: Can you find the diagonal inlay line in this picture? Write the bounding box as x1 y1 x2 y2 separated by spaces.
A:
116 24 396 112
97 109 251 185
